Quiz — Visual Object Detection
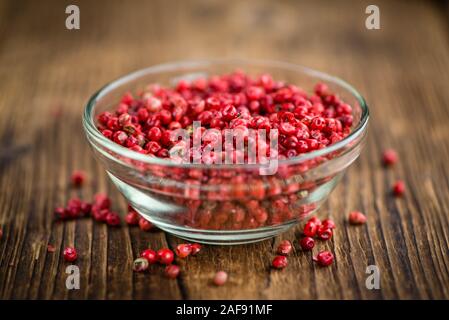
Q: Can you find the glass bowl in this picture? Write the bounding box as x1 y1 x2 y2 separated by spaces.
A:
83 59 369 245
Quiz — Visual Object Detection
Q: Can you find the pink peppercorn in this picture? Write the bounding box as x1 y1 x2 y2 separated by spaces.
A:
175 244 192 258
382 149 398 166
125 211 139 225
393 180 405 197
71 170 86 187
157 248 175 265
321 218 336 229
277 240 293 255
138 218 154 231
190 243 202 255
133 258 149 272
299 237 315 251
93 193 111 210
47 244 56 253
63 247 77 262
272 255 288 269
348 211 367 225
140 249 157 264
213 271 228 286
106 212 121 226
165 264 180 279
314 251 334 267
54 207 67 220
317 226 333 241
303 220 319 237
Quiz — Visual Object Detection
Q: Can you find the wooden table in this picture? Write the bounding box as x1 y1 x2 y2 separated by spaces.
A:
1 0 448 300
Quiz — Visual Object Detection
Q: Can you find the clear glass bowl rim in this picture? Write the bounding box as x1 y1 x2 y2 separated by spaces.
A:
83 58 369 169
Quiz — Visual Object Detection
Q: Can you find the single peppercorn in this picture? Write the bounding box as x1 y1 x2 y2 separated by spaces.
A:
133 257 149 272
348 211 367 225
303 220 319 237
272 255 288 269
175 244 192 258
190 243 202 255
213 271 228 286
63 247 77 262
317 226 333 241
165 264 180 279
277 240 293 255
47 244 56 253
382 149 398 166
157 248 175 265
314 251 334 267
71 170 86 187
125 211 139 225
139 218 154 231
393 180 405 197
106 212 121 226
299 237 315 251
321 218 336 229
140 249 157 264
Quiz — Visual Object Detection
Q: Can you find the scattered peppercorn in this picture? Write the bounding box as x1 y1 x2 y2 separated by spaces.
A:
141 249 157 264
348 211 367 225
317 226 333 240
139 218 154 231
272 255 288 269
277 240 293 255
125 210 139 225
314 251 334 267
47 244 56 253
165 264 180 279
157 248 175 265
71 170 86 187
299 237 315 251
382 149 398 166
63 247 78 262
133 257 149 272
190 243 202 255
175 244 192 258
213 271 228 286
393 180 405 197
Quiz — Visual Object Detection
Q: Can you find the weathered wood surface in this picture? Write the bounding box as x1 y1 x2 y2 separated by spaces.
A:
0 0 448 299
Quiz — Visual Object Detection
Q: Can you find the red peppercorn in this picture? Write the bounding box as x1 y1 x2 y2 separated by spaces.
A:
133 257 149 272
63 247 77 262
317 226 333 241
299 237 315 251
190 243 202 255
314 251 334 267
47 244 56 253
106 212 121 226
303 220 319 237
125 211 139 225
348 211 367 225
213 271 228 286
80 202 92 215
308 216 321 226
277 240 293 255
71 170 86 187
272 255 288 269
157 248 175 265
93 193 111 210
393 180 405 197
138 218 154 231
382 149 398 166
147 127 162 142
54 207 67 220
321 218 336 229
165 264 180 279
140 249 157 264
175 244 192 258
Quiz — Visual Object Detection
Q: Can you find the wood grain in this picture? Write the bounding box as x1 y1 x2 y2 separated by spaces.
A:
0 0 448 299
